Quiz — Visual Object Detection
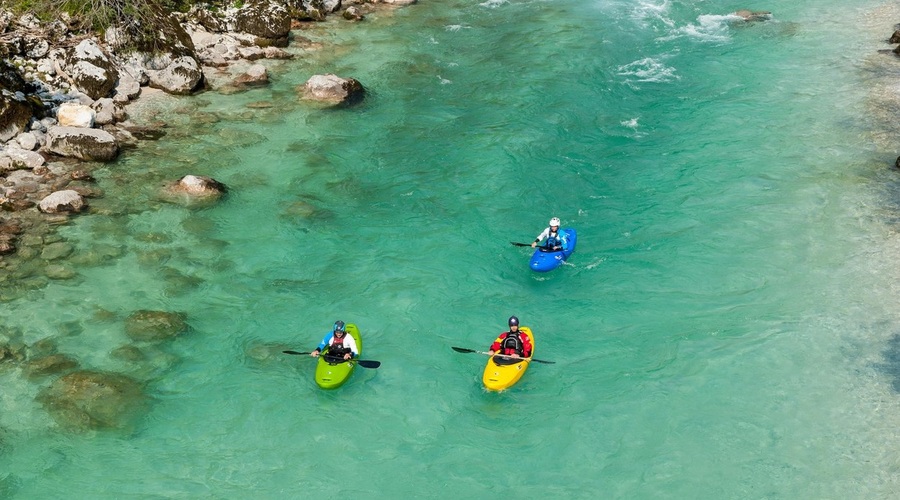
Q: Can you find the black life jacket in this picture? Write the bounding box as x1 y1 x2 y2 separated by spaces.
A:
501 332 523 355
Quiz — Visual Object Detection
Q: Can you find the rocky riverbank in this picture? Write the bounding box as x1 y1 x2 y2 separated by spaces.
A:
0 0 409 430
0 0 397 285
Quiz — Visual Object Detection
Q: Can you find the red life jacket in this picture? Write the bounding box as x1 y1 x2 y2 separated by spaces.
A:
328 334 349 356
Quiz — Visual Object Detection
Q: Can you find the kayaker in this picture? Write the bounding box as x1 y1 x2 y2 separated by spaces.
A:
531 217 568 251
310 320 358 360
488 316 532 359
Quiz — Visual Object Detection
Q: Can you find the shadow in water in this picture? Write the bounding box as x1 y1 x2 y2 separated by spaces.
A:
877 333 900 393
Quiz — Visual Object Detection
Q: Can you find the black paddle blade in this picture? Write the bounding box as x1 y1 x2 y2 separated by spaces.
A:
510 242 532 247
531 358 556 364
283 350 310 355
451 346 477 354
356 360 381 369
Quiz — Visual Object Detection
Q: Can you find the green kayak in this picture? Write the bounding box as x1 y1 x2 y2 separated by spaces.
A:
314 323 362 389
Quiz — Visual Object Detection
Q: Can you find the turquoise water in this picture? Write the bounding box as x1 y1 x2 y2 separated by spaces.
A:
4 0 900 497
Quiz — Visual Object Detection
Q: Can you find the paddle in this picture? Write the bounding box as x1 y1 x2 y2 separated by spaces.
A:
282 350 381 369
510 241 533 247
451 346 555 364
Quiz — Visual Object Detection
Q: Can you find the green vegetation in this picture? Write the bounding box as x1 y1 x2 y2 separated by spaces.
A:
1 0 231 34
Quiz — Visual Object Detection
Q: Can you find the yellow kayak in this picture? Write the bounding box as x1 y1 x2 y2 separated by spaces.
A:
482 327 534 391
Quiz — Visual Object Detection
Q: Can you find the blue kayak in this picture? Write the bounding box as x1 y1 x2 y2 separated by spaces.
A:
530 229 577 272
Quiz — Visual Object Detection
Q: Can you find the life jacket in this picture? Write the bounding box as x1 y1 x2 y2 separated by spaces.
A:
328 334 349 356
501 332 523 355
546 230 561 248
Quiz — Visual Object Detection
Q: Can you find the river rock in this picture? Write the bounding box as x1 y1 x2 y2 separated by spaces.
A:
162 175 227 204
233 64 268 86
37 370 148 430
733 10 772 22
0 238 15 255
92 98 125 125
125 309 188 342
23 353 78 379
113 70 142 103
230 1 292 47
0 71 33 142
145 55 204 95
343 7 365 21
3 147 45 169
45 264 77 279
300 74 365 105
40 241 74 260
57 102 95 127
16 132 37 150
38 190 86 214
64 39 119 100
46 126 119 161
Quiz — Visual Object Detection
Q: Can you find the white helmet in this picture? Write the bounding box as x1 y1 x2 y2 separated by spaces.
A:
549 217 560 227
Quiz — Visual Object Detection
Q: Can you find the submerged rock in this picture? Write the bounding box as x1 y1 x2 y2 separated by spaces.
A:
37 370 148 430
23 353 78 379
124 309 188 342
733 10 772 22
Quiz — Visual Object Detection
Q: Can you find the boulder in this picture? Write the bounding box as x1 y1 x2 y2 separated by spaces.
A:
190 30 243 64
23 35 49 59
300 74 365 105
0 238 15 255
64 39 119 100
37 370 148 430
190 6 227 32
113 70 141 103
23 353 79 379
733 10 772 22
57 102 95 128
233 64 269 86
161 175 228 206
112 13 204 95
40 241 74 260
144 54 204 95
0 60 34 142
890 30 900 45
3 147 45 169
38 190 86 214
16 132 37 150
343 7 365 21
0 96 32 142
231 1 292 47
46 126 119 161
125 310 188 342
92 98 125 125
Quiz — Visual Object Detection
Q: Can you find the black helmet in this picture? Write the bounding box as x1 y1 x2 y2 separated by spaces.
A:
333 320 345 333
508 316 519 327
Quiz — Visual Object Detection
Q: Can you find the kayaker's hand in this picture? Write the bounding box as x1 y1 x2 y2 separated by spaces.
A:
531 242 537 248
553 245 561 251
310 350 319 357
510 353 520 358
488 350 495 355
343 353 351 360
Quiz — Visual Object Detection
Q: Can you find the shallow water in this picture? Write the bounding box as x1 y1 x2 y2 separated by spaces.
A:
3 0 900 497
